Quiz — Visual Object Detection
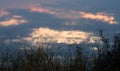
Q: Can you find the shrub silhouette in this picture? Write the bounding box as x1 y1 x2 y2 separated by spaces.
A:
0 31 120 71
93 31 120 71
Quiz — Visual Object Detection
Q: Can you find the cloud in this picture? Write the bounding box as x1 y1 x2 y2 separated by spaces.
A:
0 10 10 17
4 39 24 45
80 12 118 24
0 15 27 27
12 15 23 18
24 27 100 45
30 6 57 15
30 6 81 19
64 21 78 26
30 6 119 24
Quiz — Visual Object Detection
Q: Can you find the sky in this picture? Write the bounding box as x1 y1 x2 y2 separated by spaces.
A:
0 0 120 46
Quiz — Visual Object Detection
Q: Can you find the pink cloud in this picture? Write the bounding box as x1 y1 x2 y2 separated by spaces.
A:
30 6 57 15
30 7 81 19
0 15 27 27
80 12 118 24
0 10 10 17
30 6 119 24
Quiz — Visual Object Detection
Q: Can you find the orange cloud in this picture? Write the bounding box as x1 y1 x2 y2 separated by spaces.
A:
0 15 27 27
30 7 118 24
0 10 10 17
24 27 99 45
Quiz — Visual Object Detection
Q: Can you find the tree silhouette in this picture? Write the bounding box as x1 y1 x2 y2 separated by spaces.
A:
93 32 120 71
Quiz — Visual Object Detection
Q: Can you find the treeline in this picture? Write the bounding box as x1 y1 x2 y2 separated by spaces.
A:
0 31 120 71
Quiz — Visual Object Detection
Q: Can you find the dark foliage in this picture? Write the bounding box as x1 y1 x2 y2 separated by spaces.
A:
93 31 120 71
0 32 120 71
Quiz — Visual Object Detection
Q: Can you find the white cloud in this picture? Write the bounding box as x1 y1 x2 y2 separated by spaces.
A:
0 15 27 27
30 6 119 24
24 27 100 45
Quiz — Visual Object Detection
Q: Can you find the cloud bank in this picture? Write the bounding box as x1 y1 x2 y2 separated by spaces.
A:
30 6 118 24
24 27 100 45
